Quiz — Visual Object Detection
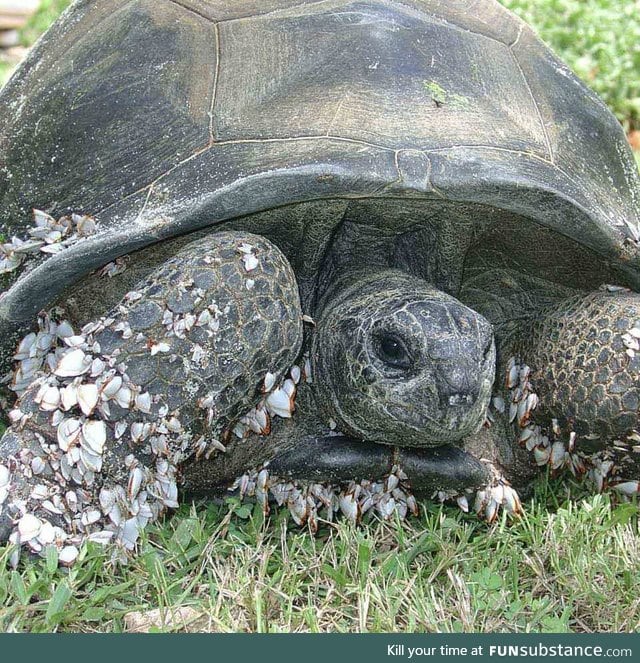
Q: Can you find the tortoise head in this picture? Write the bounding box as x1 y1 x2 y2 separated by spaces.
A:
312 270 495 447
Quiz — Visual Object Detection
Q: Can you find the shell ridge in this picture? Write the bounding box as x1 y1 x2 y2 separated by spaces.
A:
165 0 218 24
508 41 554 164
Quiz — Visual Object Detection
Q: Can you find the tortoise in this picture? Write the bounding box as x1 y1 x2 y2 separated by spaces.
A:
1 0 640 562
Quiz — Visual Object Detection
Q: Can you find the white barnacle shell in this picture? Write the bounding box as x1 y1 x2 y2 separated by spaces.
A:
42 499 64 515
114 385 133 409
191 344 206 365
183 313 196 331
65 490 79 513
33 209 56 228
195 309 210 327
18 513 42 542
80 448 103 474
474 489 488 515
288 489 308 525
456 495 469 513
90 358 106 377
8 408 30 424
125 454 138 469
131 422 152 444
262 371 277 393
622 333 640 351
208 438 227 455
0 250 23 274
484 498 499 524
253 407 270 435
150 341 171 355
99 488 116 514
398 491 415 515
166 417 182 433
502 486 523 515
114 421 128 440
289 365 301 385
88 530 115 545
491 395 505 413
134 392 152 414
533 445 552 466
385 473 399 492
629 325 640 339
233 421 248 439
338 493 360 523
241 253 259 271
302 356 313 383
81 420 106 456
31 457 47 475
57 418 82 452
100 374 122 399
265 387 293 419
120 517 141 550
197 393 214 410
36 332 55 354
611 480 640 496
54 348 92 377
506 361 519 389
81 509 102 527
14 332 37 360
490 484 505 507
160 480 179 509
393 498 407 520
60 382 79 411
55 320 75 339
73 214 97 236
58 545 79 567
8 532 20 568
151 435 170 456
256 468 269 492
77 383 99 416
519 425 535 445
67 446 81 466
282 378 296 398
64 335 88 348
37 520 56 546
550 440 567 470
40 243 65 255
0 464 10 488
36 384 61 412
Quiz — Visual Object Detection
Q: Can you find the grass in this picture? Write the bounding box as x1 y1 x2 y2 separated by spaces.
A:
1 0 639 635
0 0 71 86
18 0 72 49
1 476 638 633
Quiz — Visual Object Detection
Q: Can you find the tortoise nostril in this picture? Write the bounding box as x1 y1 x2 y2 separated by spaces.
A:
447 392 474 407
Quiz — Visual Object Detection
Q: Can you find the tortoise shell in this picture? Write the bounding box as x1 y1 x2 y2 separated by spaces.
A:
1 0 639 368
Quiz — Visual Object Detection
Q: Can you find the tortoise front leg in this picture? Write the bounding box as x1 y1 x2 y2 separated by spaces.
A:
0 231 303 561
504 289 640 490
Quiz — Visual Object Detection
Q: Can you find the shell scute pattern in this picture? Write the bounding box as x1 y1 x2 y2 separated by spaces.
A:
0 232 304 563
520 292 640 443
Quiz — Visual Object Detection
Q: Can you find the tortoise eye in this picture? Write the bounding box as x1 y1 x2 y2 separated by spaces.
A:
375 333 412 369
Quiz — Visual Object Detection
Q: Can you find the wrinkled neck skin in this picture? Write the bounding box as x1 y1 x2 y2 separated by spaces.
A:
309 266 496 449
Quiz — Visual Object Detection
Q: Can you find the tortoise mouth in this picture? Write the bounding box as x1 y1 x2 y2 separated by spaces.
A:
267 435 491 496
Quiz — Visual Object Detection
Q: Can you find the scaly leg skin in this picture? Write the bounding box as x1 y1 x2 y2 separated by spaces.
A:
502 289 640 494
0 231 303 564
